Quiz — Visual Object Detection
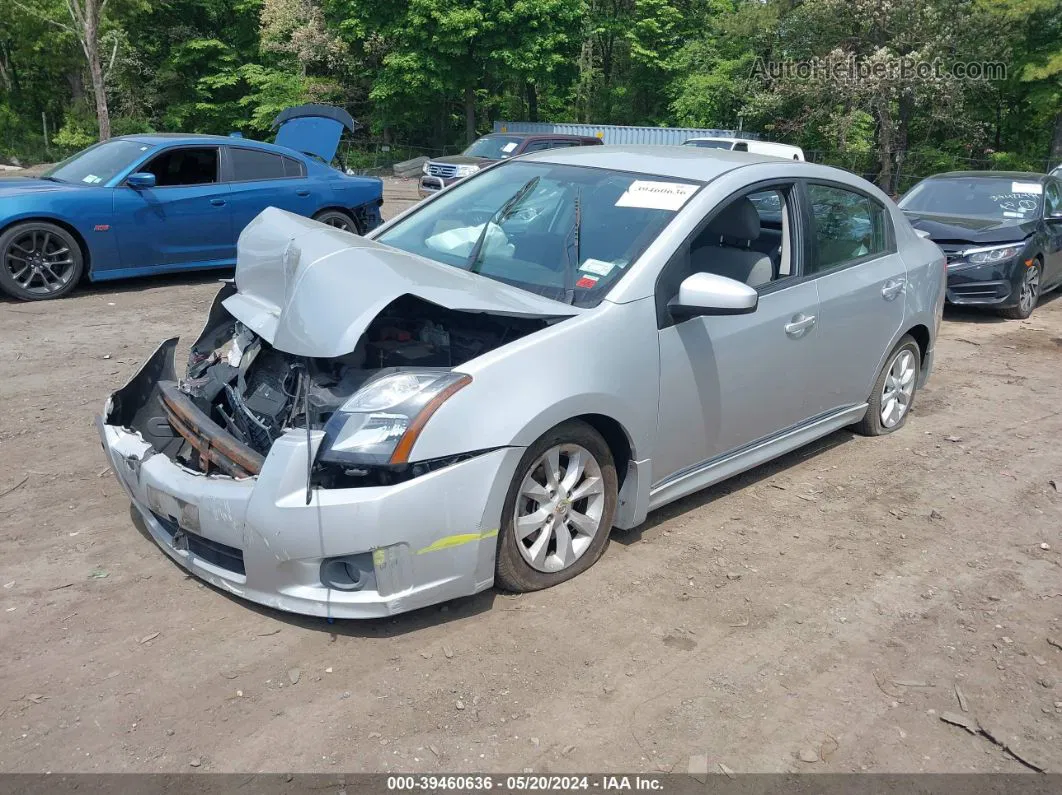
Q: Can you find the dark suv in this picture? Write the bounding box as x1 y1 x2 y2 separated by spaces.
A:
419 133 602 197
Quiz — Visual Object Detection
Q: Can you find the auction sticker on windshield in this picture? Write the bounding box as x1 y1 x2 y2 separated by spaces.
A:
1012 181 1042 194
615 180 698 211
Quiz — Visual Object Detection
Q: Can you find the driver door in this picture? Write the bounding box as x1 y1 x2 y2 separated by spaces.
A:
653 183 821 483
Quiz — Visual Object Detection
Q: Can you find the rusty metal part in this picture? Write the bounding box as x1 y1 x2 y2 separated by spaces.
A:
159 381 264 478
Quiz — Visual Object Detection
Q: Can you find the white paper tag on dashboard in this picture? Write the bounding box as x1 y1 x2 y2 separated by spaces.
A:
616 180 698 211
501 142 518 153
1012 181 1042 195
579 258 616 276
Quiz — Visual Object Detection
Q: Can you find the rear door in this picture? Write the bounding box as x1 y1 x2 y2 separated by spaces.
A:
112 145 232 270
801 181 907 415
222 146 316 235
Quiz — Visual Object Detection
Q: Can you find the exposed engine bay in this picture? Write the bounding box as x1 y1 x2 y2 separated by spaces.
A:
162 290 548 474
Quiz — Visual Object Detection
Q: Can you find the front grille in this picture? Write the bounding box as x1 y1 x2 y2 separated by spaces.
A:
152 511 246 575
427 163 457 178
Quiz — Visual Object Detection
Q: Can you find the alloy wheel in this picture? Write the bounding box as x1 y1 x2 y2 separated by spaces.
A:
513 444 606 573
1018 264 1040 316
4 229 77 296
880 348 916 428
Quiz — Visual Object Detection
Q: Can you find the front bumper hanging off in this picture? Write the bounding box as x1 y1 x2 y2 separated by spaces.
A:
98 342 521 618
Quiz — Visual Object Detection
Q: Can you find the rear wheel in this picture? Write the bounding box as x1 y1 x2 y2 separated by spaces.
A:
0 221 84 301
853 335 920 437
999 261 1040 320
495 420 617 592
313 209 358 233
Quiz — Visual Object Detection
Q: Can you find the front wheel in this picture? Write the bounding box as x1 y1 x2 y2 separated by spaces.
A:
495 420 618 592
853 335 921 437
0 221 84 301
999 261 1041 320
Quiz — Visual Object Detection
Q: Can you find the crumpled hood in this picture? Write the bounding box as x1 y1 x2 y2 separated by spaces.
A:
903 211 1036 245
224 207 580 358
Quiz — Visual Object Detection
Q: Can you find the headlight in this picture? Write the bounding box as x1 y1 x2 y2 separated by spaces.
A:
963 243 1024 264
455 164 480 178
422 161 430 175
318 371 471 466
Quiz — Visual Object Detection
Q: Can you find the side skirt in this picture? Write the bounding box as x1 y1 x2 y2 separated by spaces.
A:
647 404 868 513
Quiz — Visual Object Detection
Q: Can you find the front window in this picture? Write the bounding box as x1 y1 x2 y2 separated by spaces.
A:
462 135 525 160
42 139 154 185
899 176 1043 221
377 161 700 307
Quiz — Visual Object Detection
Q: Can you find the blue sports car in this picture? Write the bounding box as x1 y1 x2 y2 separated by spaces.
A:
0 105 383 301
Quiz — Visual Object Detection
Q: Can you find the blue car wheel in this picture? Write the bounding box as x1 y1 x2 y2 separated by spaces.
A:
312 209 357 233
0 221 84 301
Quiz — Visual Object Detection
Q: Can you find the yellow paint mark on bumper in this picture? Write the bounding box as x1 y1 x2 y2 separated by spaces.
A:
416 529 498 555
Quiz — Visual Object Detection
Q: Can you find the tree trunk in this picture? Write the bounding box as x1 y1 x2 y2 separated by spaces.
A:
1050 110 1062 164
525 82 538 123
78 1 110 140
464 86 476 144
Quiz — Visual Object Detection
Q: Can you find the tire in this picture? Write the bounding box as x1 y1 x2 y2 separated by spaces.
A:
853 335 921 437
998 260 1041 320
495 420 618 592
0 221 84 301
313 209 358 233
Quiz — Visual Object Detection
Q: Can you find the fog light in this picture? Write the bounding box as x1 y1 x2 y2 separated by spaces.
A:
320 553 376 592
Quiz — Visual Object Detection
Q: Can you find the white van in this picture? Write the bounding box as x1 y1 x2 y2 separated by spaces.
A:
683 136 805 161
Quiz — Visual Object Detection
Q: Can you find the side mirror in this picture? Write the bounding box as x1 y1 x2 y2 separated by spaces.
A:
668 271 758 319
127 172 156 190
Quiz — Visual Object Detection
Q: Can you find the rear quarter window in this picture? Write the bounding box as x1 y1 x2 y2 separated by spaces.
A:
229 148 289 181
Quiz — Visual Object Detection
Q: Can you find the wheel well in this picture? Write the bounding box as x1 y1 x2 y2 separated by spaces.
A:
905 323 930 365
0 217 91 279
576 413 632 487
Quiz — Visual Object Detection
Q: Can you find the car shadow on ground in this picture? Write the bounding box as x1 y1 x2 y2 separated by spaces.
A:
129 433 858 637
615 428 856 544
0 268 231 306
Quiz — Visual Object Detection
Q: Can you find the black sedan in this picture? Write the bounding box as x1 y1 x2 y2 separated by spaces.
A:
899 171 1062 319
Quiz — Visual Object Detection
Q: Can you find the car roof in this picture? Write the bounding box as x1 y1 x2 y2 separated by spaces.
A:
116 133 301 158
482 132 599 142
520 144 788 181
927 170 1047 181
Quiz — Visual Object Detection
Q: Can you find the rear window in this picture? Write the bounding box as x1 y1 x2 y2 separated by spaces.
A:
229 148 289 181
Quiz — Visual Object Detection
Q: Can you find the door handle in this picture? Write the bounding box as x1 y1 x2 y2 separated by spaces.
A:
882 278 906 300
295 189 310 197
784 313 816 338
210 198 227 207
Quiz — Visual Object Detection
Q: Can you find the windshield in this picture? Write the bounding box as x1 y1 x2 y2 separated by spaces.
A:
683 140 733 150
43 139 154 185
899 176 1043 220
462 135 525 160
377 161 699 307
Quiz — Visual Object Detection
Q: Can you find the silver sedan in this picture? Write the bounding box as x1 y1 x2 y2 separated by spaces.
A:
99 145 945 617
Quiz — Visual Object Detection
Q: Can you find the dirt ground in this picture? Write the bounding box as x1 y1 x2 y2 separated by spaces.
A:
1 180 1060 775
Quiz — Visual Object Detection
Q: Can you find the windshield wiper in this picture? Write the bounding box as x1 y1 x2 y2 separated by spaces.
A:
561 188 582 304
466 176 540 273
38 175 65 183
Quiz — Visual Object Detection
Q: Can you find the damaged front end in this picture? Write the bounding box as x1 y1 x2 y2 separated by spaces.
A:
105 283 548 487
98 208 578 617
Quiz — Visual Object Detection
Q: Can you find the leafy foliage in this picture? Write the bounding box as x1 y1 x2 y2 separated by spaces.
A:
0 0 1059 183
